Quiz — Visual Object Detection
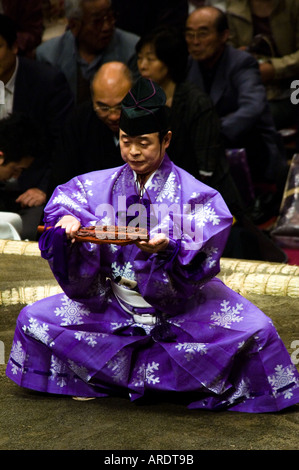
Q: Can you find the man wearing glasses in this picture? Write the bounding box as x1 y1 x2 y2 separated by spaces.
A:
50 61 133 189
36 0 139 104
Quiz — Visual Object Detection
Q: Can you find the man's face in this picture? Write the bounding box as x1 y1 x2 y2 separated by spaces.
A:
92 78 131 133
119 130 171 177
0 155 34 181
185 9 227 66
0 35 17 84
75 0 115 54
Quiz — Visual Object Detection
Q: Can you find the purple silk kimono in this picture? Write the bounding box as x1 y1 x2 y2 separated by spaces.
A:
6 155 299 412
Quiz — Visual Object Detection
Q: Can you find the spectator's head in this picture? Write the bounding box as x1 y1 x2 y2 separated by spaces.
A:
91 61 133 134
136 26 189 85
185 6 229 67
65 0 115 54
0 14 18 84
0 113 42 181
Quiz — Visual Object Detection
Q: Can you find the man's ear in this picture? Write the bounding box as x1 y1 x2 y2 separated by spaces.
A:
0 151 4 165
163 130 172 149
221 29 230 44
68 18 82 37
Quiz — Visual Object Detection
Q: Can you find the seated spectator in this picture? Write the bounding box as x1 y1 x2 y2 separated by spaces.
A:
36 0 140 104
0 113 45 240
185 6 287 222
136 25 243 217
0 14 74 239
51 61 132 189
111 0 189 37
226 0 299 131
0 0 44 58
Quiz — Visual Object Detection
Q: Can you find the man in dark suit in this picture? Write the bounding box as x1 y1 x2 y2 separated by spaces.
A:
0 14 74 239
51 61 132 189
185 6 287 221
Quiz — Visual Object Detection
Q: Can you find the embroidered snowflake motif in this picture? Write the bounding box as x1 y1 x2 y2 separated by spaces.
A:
83 179 93 188
74 331 108 347
23 318 55 346
71 190 88 204
155 172 180 203
111 261 136 281
188 201 220 227
106 350 131 384
229 378 251 404
54 295 90 325
86 278 112 301
109 244 119 254
52 193 81 211
268 364 298 399
68 359 91 382
111 320 132 331
113 169 134 193
146 169 165 192
211 300 244 328
190 191 201 200
9 340 26 374
175 342 208 361
203 246 219 268
76 178 93 196
50 355 67 388
133 361 160 387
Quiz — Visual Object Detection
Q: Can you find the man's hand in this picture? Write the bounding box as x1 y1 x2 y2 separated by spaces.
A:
55 215 81 242
16 188 47 207
135 233 169 253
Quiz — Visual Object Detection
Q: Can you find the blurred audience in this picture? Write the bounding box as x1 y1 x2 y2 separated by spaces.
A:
226 0 299 131
136 25 243 217
185 6 287 222
0 14 74 240
0 0 44 58
36 0 139 104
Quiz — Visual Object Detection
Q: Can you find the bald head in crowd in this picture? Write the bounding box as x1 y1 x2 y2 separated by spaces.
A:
91 61 133 133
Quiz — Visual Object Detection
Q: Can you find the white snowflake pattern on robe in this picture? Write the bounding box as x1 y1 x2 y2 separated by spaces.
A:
228 378 251 404
50 355 68 388
52 193 81 212
67 359 91 382
187 199 220 227
153 172 181 204
74 331 108 347
175 342 208 361
54 295 90 325
268 364 299 399
106 350 131 384
9 340 26 375
133 361 160 387
211 300 244 328
111 261 136 281
23 318 55 346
